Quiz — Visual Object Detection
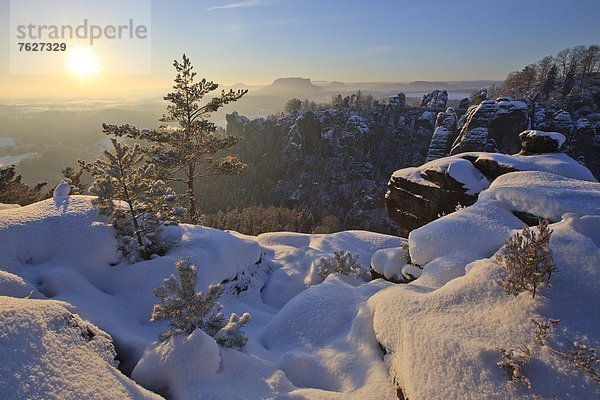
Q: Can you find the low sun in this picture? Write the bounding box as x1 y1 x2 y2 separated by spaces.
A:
66 47 100 78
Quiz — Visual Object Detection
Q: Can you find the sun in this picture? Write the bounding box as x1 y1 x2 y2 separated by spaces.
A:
66 47 100 78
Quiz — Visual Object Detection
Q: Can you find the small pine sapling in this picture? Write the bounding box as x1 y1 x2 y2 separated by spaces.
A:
496 219 556 298
318 250 368 280
80 138 183 262
496 347 533 389
151 258 250 349
532 318 599 384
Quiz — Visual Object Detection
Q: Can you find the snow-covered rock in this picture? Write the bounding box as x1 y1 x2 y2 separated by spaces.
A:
373 166 600 399
0 296 160 399
450 99 528 155
370 246 410 281
420 90 448 109
426 107 458 162
480 170 600 221
386 151 597 236
53 180 71 198
132 329 221 398
519 130 565 153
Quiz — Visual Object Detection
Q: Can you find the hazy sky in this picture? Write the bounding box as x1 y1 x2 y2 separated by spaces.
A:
1 0 599 99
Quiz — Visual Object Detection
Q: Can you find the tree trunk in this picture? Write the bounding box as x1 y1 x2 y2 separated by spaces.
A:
187 162 197 224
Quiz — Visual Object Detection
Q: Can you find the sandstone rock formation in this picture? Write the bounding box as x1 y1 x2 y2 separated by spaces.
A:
458 98 471 109
426 108 458 162
420 90 448 109
450 98 528 155
519 130 565 154
219 101 437 233
386 130 594 236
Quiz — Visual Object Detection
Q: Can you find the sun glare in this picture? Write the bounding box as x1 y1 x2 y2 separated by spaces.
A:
66 47 100 78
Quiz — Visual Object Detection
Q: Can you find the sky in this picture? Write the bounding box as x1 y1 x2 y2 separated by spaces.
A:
0 0 599 99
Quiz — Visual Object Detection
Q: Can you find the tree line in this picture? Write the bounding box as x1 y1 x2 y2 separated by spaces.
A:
492 45 600 105
284 90 377 113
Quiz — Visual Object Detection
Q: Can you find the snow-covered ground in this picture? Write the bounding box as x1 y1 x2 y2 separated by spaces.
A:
0 153 599 399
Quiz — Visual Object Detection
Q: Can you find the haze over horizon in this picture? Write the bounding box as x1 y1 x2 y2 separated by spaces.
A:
1 0 600 99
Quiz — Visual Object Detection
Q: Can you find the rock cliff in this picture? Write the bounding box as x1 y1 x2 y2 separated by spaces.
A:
386 130 596 236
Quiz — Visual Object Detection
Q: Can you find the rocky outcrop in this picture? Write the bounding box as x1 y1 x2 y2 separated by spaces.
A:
551 109 574 137
426 108 458 162
386 130 594 236
388 93 406 108
519 130 565 154
385 162 479 237
450 100 498 154
217 101 438 233
449 98 528 155
420 90 448 109
458 98 471 109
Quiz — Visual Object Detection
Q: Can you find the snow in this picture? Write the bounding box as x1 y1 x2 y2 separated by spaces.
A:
370 246 409 280
0 198 402 399
444 157 490 194
475 152 597 182
0 296 161 400
408 199 523 268
391 166 437 187
521 129 566 148
480 171 600 221
392 151 596 198
370 206 600 399
132 329 221 398
395 156 491 195
53 181 71 198
1 162 599 400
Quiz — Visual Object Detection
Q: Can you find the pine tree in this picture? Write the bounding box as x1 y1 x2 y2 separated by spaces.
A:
561 64 576 107
540 64 558 100
61 166 86 195
317 250 368 280
151 258 250 349
80 138 183 262
0 165 48 205
102 54 247 224
496 219 556 298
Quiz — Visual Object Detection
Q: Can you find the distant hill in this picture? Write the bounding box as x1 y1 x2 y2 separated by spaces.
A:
256 77 323 96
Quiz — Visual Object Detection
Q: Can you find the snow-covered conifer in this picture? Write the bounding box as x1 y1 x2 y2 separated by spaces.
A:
318 250 368 280
151 258 250 349
80 138 183 262
496 219 556 298
101 54 247 224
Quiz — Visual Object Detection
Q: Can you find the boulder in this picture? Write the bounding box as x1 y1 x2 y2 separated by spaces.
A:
519 130 566 154
385 157 486 237
385 151 595 236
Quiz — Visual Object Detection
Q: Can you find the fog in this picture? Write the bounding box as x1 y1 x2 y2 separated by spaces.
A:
0 78 496 185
